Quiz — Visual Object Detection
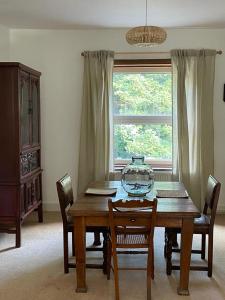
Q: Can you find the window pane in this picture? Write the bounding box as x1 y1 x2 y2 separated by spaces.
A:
113 72 172 116
114 124 172 160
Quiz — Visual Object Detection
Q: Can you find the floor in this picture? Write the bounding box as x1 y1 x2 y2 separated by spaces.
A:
0 212 225 300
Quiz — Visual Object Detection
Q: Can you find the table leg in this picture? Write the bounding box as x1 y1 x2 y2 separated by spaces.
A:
177 218 194 295
74 216 87 292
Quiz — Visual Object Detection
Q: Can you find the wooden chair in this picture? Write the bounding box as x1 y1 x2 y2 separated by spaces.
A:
165 175 221 277
108 198 157 300
56 174 108 274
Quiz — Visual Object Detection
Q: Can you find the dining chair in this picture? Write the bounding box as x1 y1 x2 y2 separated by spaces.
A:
165 175 221 277
107 198 157 300
56 174 109 274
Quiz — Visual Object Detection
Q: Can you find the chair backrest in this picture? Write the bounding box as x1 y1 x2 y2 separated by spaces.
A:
108 198 157 248
203 175 221 226
56 174 74 225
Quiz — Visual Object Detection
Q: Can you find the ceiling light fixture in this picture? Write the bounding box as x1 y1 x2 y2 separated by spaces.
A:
126 0 167 47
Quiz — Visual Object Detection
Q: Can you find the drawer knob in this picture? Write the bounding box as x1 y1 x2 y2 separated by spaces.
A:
129 218 136 222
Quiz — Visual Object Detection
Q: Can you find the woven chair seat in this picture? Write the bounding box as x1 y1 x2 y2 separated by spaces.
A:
116 233 148 247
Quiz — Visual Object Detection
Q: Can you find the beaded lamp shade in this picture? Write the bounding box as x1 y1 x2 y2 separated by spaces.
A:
126 25 167 47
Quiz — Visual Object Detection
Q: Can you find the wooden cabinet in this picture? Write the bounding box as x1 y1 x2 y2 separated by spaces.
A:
0 63 43 247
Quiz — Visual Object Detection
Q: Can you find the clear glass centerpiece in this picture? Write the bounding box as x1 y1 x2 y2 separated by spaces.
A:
121 156 154 197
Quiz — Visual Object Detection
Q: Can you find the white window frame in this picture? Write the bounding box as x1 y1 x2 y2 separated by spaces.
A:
113 59 172 170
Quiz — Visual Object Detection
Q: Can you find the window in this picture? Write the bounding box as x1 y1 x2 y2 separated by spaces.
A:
112 59 172 169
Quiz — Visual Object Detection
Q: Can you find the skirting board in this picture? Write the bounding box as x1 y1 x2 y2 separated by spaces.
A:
218 205 225 214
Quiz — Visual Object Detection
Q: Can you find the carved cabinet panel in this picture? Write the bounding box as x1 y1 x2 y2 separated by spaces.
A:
20 150 40 176
23 173 41 214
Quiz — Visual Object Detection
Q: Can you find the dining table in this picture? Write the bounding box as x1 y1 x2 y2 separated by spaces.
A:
68 180 200 296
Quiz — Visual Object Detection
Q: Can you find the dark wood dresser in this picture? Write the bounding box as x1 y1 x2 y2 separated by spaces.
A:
0 62 43 247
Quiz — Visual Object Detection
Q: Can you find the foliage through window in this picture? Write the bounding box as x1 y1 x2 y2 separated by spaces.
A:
113 59 172 169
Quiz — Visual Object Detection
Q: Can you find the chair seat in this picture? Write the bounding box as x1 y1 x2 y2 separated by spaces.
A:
116 233 149 247
194 214 210 233
194 214 210 225
166 214 210 235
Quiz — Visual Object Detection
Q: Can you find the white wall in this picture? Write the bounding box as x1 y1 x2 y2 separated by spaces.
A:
0 25 10 60
9 28 225 212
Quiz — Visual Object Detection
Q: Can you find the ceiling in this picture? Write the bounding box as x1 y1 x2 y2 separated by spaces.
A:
0 0 225 29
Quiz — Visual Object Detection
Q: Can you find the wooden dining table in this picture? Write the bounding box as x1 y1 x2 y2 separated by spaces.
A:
68 180 200 296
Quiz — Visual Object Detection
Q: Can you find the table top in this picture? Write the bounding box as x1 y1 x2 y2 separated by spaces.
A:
69 181 200 218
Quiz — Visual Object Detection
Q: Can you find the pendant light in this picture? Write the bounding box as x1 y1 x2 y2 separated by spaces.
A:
126 0 167 47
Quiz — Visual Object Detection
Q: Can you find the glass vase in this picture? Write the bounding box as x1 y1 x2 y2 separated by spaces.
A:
121 156 154 197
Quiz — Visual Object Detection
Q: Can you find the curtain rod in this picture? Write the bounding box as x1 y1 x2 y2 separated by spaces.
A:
81 50 222 56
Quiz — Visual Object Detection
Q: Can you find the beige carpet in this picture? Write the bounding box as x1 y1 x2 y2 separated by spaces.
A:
0 212 225 300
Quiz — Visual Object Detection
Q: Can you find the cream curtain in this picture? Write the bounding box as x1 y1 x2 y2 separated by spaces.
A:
171 49 216 210
77 50 114 195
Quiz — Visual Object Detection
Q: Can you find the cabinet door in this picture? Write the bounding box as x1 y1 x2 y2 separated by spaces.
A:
20 71 31 149
24 180 33 212
33 174 41 203
30 75 40 146
20 184 25 218
22 173 41 213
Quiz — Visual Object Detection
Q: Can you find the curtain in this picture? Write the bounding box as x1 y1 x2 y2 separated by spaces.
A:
77 50 114 195
171 49 216 210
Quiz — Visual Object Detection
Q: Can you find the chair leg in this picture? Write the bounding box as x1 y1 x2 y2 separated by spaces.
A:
164 229 168 258
151 247 154 280
93 231 101 246
63 230 69 273
147 264 152 300
37 203 43 223
201 233 206 259
166 231 173 275
208 233 213 277
172 232 179 248
15 220 21 248
106 238 112 280
72 231 75 257
102 231 108 274
112 249 120 300
147 248 153 300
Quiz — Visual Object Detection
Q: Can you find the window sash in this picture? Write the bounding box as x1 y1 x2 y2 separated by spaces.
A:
114 159 172 170
114 67 171 73
113 115 172 125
